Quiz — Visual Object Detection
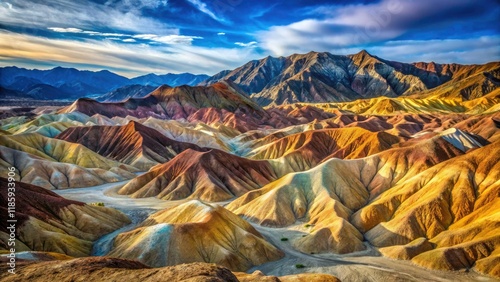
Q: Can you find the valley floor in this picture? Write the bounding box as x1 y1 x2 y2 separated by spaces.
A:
54 180 499 282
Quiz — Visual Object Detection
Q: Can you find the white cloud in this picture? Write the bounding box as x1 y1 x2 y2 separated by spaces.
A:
105 0 168 10
48 27 84 33
82 31 101 35
257 0 494 57
47 28 200 45
0 30 261 77
185 0 229 24
97 32 128 37
367 36 500 64
235 41 258 47
48 27 128 37
132 34 158 40
133 34 203 45
0 0 177 34
217 32 226 36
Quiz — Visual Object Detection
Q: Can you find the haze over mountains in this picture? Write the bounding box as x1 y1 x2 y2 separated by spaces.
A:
1 51 500 281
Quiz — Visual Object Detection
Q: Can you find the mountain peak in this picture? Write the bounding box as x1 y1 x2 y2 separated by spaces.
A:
124 120 141 131
357 49 371 55
351 49 375 60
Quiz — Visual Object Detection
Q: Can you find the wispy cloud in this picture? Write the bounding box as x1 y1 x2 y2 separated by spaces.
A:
48 27 128 37
48 27 84 33
105 0 169 10
258 0 498 57
133 34 203 45
0 30 261 76
235 41 258 47
0 0 176 34
217 32 226 36
368 37 500 64
185 0 229 24
46 28 201 45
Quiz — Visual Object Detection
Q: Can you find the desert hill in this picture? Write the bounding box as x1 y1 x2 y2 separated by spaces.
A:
0 178 130 257
118 149 278 202
56 121 205 170
227 132 473 255
108 200 284 271
247 127 401 174
0 146 135 189
0 133 134 170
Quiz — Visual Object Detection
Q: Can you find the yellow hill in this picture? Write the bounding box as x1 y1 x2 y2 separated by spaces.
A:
109 200 284 271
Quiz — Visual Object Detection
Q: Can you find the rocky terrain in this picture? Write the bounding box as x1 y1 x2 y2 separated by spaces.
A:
201 51 500 106
1 53 499 281
109 200 284 271
0 178 130 256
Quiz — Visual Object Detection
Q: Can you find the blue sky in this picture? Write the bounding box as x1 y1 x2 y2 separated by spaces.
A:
0 0 498 77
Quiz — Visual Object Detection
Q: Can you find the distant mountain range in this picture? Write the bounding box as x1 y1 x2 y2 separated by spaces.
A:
200 50 500 106
0 66 209 101
95 85 158 102
130 73 209 87
1 51 498 104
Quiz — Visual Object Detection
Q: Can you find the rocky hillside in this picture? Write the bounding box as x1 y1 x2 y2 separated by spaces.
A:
0 178 130 256
201 51 500 106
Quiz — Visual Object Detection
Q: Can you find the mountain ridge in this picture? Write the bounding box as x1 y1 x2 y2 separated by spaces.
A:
200 50 500 106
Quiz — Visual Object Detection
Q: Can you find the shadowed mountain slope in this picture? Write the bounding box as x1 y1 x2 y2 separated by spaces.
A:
59 82 265 119
97 84 156 102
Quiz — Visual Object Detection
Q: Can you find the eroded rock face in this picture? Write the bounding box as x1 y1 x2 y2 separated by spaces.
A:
0 133 138 188
108 200 284 271
56 121 206 170
0 178 130 257
246 127 401 174
0 146 136 189
118 148 278 202
227 135 465 254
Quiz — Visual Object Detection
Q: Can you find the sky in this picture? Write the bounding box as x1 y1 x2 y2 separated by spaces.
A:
0 0 499 77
